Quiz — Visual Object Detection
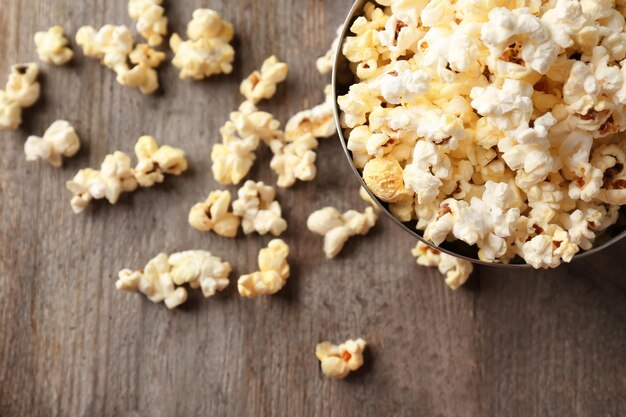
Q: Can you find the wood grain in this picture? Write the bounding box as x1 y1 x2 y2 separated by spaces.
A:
0 1 625 416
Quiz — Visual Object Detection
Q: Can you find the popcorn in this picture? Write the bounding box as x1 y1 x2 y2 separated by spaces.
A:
307 206 377 258
411 242 473 290
128 0 168 46
285 85 336 141
34 26 74 65
117 44 166 95
269 133 318 188
317 26 342 75
170 9 235 80
341 1 626 268
240 56 288 104
363 156 412 203
315 338 367 379
403 141 451 204
116 250 231 308
238 239 290 297
116 253 187 309
4 63 41 109
133 135 188 187
24 120 80 167
76 25 134 74
66 151 138 214
232 180 287 236
66 136 186 213
167 251 231 298
188 190 241 238
211 101 282 185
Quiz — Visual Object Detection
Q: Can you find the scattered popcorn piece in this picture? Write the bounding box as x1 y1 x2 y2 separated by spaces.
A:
211 101 283 185
66 151 138 214
307 206 377 259
240 56 288 104
317 25 342 75
170 9 235 80
238 239 290 297
315 338 367 379
116 250 231 308
66 136 186 213
76 25 134 75
4 63 41 111
285 85 336 141
34 26 74 65
167 251 232 298
189 190 241 238
24 120 80 167
232 180 287 236
133 135 188 187
117 44 166 95
412 242 473 290
269 133 318 188
128 0 168 47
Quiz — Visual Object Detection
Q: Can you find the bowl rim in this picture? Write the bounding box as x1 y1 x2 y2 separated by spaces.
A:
331 0 626 268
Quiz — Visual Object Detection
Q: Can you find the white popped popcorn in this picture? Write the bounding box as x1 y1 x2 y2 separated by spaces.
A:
307 206 377 259
117 44 166 95
315 338 367 379
240 56 288 104
211 101 282 185
412 242 473 290
269 133 318 188
76 25 134 75
24 120 80 167
133 135 188 187
116 250 231 308
4 63 41 109
188 190 241 238
238 239 290 297
66 136 186 213
66 151 138 214
167 251 232 298
170 9 235 80
232 180 287 236
34 26 74 65
128 0 168 47
285 85 336 141
340 1 626 268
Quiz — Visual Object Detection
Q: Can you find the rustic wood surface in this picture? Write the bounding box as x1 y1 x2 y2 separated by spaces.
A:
1 1 625 416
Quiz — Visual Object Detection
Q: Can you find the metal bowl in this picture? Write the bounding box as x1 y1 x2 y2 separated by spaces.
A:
331 0 626 267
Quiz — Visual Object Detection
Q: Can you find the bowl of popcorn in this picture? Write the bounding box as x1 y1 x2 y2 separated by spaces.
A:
333 0 626 268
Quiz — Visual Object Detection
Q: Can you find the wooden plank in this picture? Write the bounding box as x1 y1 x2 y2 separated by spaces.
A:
0 1 624 416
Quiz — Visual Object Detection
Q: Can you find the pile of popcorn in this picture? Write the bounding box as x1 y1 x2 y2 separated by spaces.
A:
339 0 626 268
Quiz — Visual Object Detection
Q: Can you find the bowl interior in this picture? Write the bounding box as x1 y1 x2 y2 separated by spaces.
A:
331 0 626 268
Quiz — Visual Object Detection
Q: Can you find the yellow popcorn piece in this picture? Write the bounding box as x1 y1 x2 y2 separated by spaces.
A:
24 120 80 167
117 250 231 308
34 26 74 65
240 55 288 104
188 190 241 238
412 242 473 290
307 206 377 259
315 338 367 379
170 9 235 80
238 239 290 298
232 180 287 236
128 0 168 47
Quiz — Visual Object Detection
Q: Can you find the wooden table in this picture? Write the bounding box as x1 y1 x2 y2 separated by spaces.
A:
1 1 625 416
